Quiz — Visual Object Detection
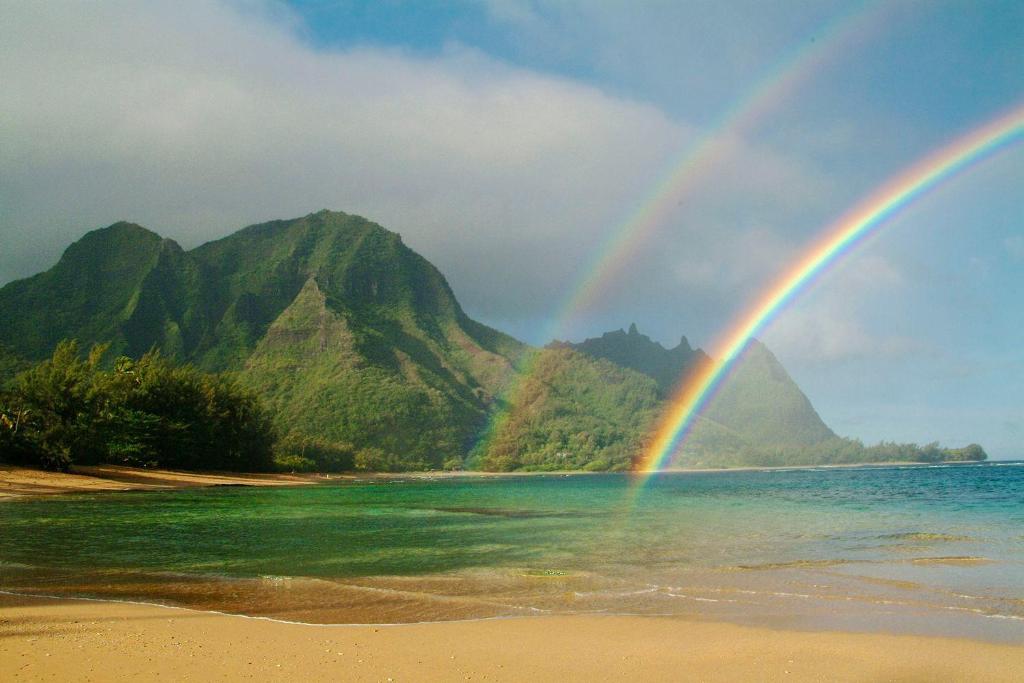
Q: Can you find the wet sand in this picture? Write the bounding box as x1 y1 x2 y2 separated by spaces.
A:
0 464 323 498
1 592 1022 682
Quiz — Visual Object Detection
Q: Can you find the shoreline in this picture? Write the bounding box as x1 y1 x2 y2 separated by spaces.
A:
2 592 1021 682
0 460 995 499
0 464 323 499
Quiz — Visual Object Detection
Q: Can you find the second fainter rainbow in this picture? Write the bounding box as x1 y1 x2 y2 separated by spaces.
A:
635 102 1024 476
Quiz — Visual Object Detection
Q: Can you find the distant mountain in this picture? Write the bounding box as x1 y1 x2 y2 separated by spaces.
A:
469 346 663 471
2 210 964 471
702 339 835 447
564 324 836 460
563 323 706 394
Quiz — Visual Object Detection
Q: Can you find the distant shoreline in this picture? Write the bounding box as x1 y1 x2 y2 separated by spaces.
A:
0 459 990 499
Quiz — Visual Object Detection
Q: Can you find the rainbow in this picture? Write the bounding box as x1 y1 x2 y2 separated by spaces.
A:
635 102 1024 476
552 0 887 329
472 3 888 458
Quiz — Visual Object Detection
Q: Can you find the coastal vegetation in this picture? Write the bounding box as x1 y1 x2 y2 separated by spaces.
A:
469 347 663 471
0 341 275 471
0 213 987 472
0 337 986 472
680 436 987 468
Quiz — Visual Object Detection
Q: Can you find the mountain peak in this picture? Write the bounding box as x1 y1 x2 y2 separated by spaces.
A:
702 336 835 446
0 220 173 360
568 324 703 394
72 221 162 250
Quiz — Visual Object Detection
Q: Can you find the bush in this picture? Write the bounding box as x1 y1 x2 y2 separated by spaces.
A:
273 454 319 473
273 433 355 472
354 446 418 472
0 341 277 471
1 341 106 470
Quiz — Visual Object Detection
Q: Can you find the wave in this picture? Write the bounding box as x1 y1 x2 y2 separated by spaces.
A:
427 506 591 519
908 556 993 565
880 532 972 542
733 559 853 571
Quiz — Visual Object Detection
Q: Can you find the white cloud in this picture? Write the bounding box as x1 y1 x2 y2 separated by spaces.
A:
760 253 915 363
0 0 848 344
764 305 922 363
0 1 685 317
475 0 855 118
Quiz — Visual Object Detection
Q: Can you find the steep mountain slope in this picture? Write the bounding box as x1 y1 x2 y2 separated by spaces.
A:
0 212 528 468
0 210 840 470
470 347 663 471
567 325 835 452
197 212 527 467
0 223 175 360
564 323 706 393
702 339 835 447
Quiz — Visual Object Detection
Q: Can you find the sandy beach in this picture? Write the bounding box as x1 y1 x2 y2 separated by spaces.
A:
1 592 1022 682
3 466 1024 679
0 464 326 498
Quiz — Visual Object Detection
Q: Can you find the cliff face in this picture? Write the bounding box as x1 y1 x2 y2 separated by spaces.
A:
0 211 526 468
564 323 707 394
0 211 837 470
567 326 836 451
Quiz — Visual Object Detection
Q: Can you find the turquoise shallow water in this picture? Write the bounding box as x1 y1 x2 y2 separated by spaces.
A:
1 462 1022 640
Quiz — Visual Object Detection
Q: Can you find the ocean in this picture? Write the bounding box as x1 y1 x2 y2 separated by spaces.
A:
2 462 1022 641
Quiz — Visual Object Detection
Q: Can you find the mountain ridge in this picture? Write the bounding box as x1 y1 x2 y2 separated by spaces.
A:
0 210 891 470
563 324 836 452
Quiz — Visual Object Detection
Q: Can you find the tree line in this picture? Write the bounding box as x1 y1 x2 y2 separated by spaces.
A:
0 341 277 471
0 341 362 472
0 340 988 473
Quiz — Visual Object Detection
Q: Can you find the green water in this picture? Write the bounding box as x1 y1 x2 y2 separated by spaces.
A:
2 464 1023 640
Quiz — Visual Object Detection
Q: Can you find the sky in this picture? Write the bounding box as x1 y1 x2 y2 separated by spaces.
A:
1 1 1022 458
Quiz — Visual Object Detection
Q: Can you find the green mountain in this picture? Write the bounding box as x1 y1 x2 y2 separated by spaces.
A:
0 212 529 468
469 347 663 472
0 222 172 362
701 339 835 447
2 210 974 470
564 324 836 464
562 323 706 393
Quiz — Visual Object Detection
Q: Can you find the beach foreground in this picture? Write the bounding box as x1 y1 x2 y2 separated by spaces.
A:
2 593 1022 682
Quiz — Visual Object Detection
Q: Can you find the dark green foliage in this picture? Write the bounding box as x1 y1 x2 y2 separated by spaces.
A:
354 446 413 472
0 213 986 472
1 341 108 470
471 348 662 471
0 341 276 471
674 436 987 468
107 353 276 470
0 342 31 389
564 323 704 394
273 432 355 472
0 402 36 465
570 330 835 450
